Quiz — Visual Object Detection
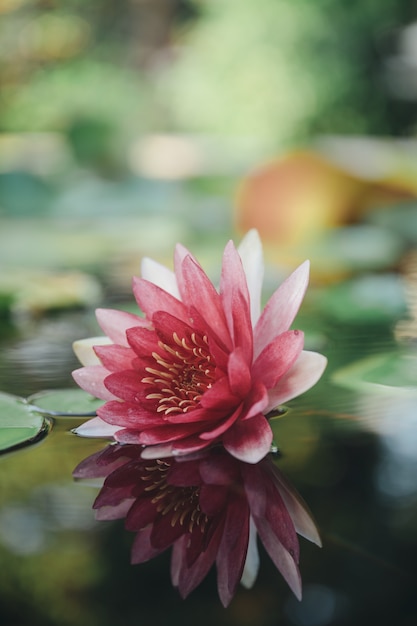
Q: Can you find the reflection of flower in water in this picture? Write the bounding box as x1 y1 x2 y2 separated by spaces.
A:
72 230 326 464
74 444 321 606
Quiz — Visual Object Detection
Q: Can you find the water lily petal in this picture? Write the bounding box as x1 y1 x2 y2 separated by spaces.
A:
242 382 269 421
141 256 180 299
94 344 136 372
254 516 302 600
131 526 165 563
199 404 242 441
272 467 322 547
126 326 160 357
73 416 120 438
72 366 116 401
104 370 144 403
266 350 327 410
95 498 135 521
254 260 310 359
172 527 223 599
240 517 260 589
228 348 252 397
216 494 250 607
132 277 188 322
97 400 162 428
96 308 147 346
252 330 304 389
179 254 231 350
73 336 112 366
223 413 273 463
237 229 264 326
220 241 251 342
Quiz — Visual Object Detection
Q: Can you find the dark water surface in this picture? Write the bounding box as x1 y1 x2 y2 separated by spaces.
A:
1 305 417 626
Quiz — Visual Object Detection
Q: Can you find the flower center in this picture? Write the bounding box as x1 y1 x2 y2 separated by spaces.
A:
141 460 208 532
142 331 216 416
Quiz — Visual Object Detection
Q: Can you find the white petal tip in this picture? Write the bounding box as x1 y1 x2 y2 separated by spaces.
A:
73 337 112 366
72 417 119 439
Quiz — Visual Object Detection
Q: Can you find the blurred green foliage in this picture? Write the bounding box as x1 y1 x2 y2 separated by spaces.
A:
164 0 414 143
0 0 416 160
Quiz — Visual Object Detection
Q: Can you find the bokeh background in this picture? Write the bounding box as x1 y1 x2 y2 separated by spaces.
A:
2 1 417 625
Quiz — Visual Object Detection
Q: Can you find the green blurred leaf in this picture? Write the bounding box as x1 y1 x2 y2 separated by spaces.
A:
332 351 417 394
0 391 50 453
304 225 405 275
27 388 102 416
313 273 406 323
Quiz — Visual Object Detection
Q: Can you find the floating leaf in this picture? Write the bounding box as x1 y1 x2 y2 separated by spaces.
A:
313 273 406 323
27 388 102 417
0 391 51 454
332 351 417 395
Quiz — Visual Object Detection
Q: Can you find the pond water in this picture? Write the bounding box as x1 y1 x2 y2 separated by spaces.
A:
1 287 416 626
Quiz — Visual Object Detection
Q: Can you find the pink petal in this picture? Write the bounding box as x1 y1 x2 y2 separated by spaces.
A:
241 382 269 421
199 377 237 411
237 229 264 326
96 308 147 346
199 453 240 487
251 330 304 389
72 448 113 478
172 528 222 599
136 421 204 444
178 254 232 350
94 344 136 372
199 404 243 441
125 326 159 357
243 461 302 561
164 406 215 424
227 289 253 359
140 436 209 459
97 400 162 428
240 517 259 589
131 526 165 563
125 498 158 531
140 443 176 459
220 241 251 341
199 484 229 516
95 499 135 521
114 429 143 445
254 260 310 360
132 277 188 323
72 366 117 401
272 466 322 547
141 256 180 299
254 516 302 600
216 494 250 607
173 243 199 296
223 413 273 463
228 348 252 398
104 370 144 403
266 350 327 410
73 416 120 438
166 460 201 487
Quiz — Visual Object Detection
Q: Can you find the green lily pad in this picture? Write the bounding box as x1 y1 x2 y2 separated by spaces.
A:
27 388 102 417
313 273 406 323
332 351 417 395
0 391 51 454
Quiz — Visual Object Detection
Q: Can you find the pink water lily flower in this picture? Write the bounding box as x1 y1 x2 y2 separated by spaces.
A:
73 444 321 606
73 230 327 464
